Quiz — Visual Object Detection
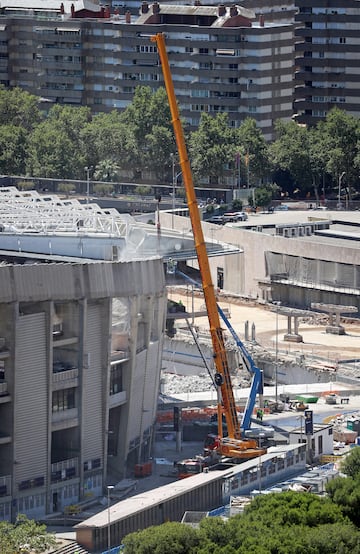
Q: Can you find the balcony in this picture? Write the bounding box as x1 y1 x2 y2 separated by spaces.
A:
52 367 78 390
51 407 78 430
0 430 11 445
0 475 11 497
109 390 127 408
0 381 9 402
53 335 78 348
51 457 79 483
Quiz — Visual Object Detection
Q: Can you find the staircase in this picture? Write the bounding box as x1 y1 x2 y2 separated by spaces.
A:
51 541 90 554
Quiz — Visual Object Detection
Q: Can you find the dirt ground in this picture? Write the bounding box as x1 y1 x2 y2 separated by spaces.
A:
168 288 360 362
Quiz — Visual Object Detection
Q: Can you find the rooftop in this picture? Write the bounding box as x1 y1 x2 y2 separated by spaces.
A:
0 187 238 262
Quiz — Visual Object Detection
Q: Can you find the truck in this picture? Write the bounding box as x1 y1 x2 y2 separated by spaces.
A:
151 33 266 476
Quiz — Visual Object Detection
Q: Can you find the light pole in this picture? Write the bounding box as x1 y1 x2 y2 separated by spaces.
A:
337 171 346 210
107 485 114 552
273 301 281 409
84 166 92 204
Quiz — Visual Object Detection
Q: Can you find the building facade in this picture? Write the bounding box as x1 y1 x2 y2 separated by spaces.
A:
294 0 360 125
0 1 295 140
162 209 360 313
0 187 173 522
0 185 236 522
0 258 167 522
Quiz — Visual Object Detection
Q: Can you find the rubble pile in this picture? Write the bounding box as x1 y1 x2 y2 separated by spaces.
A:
162 372 213 394
162 369 251 395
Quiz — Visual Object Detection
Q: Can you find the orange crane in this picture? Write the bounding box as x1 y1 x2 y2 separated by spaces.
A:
151 33 265 463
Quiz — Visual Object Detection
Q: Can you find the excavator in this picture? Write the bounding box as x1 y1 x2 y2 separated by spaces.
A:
151 33 266 477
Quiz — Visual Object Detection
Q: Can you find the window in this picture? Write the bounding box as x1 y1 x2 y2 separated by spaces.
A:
52 388 76 412
318 435 323 454
191 104 209 112
110 363 123 395
217 268 224 289
136 44 157 53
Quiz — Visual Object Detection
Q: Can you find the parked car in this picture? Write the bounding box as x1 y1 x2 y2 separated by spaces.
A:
206 215 225 225
223 211 248 222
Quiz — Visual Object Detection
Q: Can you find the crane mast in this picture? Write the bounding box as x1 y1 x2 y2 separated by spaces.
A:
151 32 241 440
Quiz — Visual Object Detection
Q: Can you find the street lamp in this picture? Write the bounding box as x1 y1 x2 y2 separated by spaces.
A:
107 485 114 552
84 166 92 204
337 171 346 210
272 301 281 409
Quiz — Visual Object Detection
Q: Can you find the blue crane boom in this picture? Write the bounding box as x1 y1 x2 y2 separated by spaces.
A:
217 305 263 434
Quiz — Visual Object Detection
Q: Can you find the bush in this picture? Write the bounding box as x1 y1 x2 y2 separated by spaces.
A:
93 183 114 197
17 181 34 191
232 198 243 211
135 185 152 196
58 183 75 195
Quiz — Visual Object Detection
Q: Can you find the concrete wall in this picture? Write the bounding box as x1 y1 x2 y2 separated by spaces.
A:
161 212 360 309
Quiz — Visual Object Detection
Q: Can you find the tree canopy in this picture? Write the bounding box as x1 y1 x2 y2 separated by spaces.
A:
0 85 359 203
0 514 56 554
122 491 360 554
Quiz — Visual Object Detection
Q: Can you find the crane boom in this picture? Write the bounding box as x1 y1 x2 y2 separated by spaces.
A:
151 32 240 440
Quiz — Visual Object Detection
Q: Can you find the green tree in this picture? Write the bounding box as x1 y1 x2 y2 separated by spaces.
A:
326 475 360 527
341 447 360 479
0 514 56 554
269 120 314 197
94 159 120 182
81 110 136 175
0 87 42 131
122 493 360 554
145 125 174 181
27 104 91 179
27 123 76 178
120 86 174 179
44 104 91 179
315 108 360 199
189 113 235 185
0 125 28 175
250 184 279 209
122 521 201 553
235 118 270 186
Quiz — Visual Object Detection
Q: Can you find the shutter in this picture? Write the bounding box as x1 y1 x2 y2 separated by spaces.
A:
82 303 105 461
14 313 48 484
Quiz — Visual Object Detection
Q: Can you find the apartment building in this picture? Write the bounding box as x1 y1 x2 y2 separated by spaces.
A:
0 1 295 139
294 0 360 125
